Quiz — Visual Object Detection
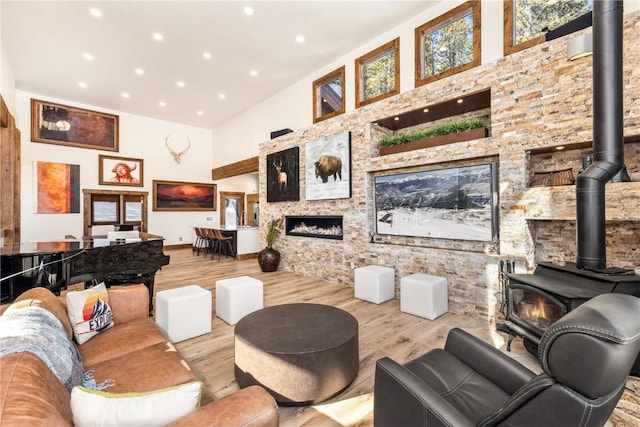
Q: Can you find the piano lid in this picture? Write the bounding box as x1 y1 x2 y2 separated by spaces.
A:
0 236 164 257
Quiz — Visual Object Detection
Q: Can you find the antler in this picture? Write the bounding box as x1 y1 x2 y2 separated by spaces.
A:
165 135 191 164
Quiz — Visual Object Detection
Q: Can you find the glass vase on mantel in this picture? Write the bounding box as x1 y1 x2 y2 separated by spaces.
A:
258 247 280 272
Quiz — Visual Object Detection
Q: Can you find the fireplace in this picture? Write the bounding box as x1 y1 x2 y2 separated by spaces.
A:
285 215 343 240
508 283 566 337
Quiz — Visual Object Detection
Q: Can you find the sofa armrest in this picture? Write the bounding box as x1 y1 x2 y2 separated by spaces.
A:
166 385 278 427
444 328 535 395
374 357 474 427
107 284 150 324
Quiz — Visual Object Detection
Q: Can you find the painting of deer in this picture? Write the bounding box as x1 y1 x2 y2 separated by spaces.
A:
266 147 300 202
273 160 288 191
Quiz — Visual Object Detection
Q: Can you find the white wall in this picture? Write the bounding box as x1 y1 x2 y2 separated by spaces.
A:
1 40 16 114
15 90 215 245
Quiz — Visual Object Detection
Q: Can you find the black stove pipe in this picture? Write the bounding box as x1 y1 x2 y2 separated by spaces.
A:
576 0 624 271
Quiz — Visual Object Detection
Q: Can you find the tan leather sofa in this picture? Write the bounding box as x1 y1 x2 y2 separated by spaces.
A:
0 285 278 426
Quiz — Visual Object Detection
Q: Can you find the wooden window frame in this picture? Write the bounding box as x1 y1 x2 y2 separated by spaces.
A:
355 38 400 109
503 0 546 56
414 0 481 88
312 66 345 124
83 189 148 236
219 191 245 227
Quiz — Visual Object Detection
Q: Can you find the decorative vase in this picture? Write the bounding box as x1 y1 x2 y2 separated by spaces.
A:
258 247 280 272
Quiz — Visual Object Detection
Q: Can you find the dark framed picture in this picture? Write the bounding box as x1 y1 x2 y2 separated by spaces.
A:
31 98 119 151
153 180 216 211
99 155 143 187
305 131 351 200
266 147 300 202
374 162 499 242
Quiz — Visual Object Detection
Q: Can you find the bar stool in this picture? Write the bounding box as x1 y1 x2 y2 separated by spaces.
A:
203 228 219 259
193 227 207 256
213 228 235 261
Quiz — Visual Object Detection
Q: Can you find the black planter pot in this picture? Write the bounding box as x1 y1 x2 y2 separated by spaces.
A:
258 247 280 272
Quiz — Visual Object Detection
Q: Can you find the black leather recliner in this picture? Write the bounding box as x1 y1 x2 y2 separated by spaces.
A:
374 293 640 426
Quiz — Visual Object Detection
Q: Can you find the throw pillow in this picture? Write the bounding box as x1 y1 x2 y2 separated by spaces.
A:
66 283 114 345
70 381 202 427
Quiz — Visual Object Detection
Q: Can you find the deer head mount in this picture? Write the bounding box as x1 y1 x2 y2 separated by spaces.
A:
165 135 191 164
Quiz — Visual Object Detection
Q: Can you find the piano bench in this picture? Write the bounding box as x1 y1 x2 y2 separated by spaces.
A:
155 285 212 343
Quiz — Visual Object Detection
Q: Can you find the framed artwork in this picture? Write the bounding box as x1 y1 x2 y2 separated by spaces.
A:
266 147 300 202
31 98 119 151
153 180 216 211
312 66 345 123
374 162 499 242
305 131 351 200
35 161 80 214
99 155 143 187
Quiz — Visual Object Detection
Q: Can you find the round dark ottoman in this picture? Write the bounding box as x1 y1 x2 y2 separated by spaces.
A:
234 303 359 406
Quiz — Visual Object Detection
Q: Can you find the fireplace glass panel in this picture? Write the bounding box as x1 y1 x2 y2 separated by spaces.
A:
285 215 343 240
509 284 566 335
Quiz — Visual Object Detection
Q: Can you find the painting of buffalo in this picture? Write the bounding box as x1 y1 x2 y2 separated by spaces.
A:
305 131 351 200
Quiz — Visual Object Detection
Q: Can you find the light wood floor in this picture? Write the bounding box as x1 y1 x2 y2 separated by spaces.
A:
152 248 639 427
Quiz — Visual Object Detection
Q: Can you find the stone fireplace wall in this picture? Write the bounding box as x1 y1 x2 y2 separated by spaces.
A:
258 11 640 321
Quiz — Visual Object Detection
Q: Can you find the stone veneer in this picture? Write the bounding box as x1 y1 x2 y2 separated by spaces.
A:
258 11 640 321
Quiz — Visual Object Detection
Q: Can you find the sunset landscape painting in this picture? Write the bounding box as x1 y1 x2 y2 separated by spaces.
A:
153 180 216 211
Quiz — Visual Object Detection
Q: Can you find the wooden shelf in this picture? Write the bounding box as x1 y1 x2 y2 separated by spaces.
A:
527 134 640 155
372 88 491 131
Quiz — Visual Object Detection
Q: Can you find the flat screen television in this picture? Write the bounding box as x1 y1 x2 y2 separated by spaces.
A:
374 162 499 242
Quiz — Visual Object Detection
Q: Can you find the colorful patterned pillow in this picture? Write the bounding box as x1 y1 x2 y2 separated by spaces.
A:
66 283 114 344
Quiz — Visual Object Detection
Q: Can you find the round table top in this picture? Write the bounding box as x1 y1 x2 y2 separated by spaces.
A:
234 303 358 354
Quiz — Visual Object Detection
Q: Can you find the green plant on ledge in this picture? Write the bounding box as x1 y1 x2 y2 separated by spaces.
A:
265 215 284 249
378 118 485 148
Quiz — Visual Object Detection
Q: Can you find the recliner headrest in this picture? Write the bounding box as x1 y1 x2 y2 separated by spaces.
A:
538 293 640 398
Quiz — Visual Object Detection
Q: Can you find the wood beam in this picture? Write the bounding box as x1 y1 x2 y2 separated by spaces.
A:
211 156 258 180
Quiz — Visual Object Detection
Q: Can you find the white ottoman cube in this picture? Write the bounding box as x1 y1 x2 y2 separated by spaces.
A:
354 265 395 304
401 273 448 320
215 276 263 325
156 285 212 343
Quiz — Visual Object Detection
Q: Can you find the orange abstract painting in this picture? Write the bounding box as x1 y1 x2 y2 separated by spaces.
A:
36 161 80 213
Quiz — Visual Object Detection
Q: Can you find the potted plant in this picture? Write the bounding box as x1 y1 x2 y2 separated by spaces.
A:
378 118 488 156
258 215 284 272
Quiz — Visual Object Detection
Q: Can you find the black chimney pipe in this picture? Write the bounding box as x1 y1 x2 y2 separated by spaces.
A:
576 0 624 271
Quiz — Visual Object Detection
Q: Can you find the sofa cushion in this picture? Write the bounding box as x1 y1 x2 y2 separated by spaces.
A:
0 352 73 426
85 341 198 393
70 381 202 427
9 286 73 340
66 283 115 344
79 317 168 367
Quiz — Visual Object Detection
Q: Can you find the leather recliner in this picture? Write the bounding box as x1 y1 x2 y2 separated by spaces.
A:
374 293 640 426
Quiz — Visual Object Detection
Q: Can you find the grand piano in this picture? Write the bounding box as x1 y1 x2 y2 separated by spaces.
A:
0 234 170 312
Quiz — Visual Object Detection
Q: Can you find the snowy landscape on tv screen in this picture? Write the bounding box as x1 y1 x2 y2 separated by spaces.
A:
374 163 496 241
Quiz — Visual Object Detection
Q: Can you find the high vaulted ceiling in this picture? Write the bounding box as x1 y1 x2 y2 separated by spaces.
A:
2 1 436 129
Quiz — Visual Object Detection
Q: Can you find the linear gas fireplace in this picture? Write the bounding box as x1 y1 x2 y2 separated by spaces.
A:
285 215 343 240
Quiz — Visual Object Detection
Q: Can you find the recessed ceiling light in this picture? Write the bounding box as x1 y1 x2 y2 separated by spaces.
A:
135 68 144 75
83 53 93 61
243 6 254 15
456 98 463 104
177 81 185 88
89 8 102 18
78 82 87 88
423 108 429 113
203 52 212 60
555 145 565 150
196 111 204 116
394 117 399 121
296 35 305 43
153 33 164 41
122 92 130 98
159 101 166 107
218 93 226 100
250 70 258 77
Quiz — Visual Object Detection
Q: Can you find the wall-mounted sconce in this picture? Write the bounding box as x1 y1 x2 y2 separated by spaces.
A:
567 32 592 60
